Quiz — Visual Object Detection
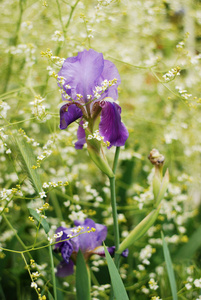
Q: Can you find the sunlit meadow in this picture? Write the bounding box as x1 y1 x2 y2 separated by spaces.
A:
1 0 201 299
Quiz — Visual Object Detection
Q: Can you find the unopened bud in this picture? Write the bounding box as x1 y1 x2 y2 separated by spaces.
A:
148 149 169 205
148 149 165 167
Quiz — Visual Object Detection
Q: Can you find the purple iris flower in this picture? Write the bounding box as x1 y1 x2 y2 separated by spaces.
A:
54 218 128 277
58 49 129 149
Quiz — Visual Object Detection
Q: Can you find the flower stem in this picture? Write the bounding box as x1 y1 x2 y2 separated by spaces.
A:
49 245 58 300
110 147 121 268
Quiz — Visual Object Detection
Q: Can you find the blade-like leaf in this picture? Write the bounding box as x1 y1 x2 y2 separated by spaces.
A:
117 206 160 254
76 250 91 300
13 136 42 195
104 244 129 300
161 232 178 300
29 208 50 234
174 225 201 260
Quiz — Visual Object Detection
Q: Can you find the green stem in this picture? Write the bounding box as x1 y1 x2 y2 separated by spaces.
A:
3 0 24 93
109 147 121 300
109 177 120 269
49 245 58 300
112 146 120 174
3 213 28 252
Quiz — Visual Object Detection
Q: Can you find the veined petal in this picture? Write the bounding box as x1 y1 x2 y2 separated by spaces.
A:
61 241 74 264
58 49 104 101
73 218 107 252
98 59 121 101
74 120 86 149
60 103 83 130
99 100 129 148
56 259 74 277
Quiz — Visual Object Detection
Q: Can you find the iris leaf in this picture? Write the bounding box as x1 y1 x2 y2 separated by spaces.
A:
103 244 129 300
76 250 91 300
13 136 42 195
29 208 50 234
161 232 178 300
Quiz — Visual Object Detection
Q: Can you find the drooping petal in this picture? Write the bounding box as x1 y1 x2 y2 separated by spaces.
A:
58 49 104 101
56 259 74 277
60 104 83 130
99 100 129 148
61 241 74 264
74 120 86 149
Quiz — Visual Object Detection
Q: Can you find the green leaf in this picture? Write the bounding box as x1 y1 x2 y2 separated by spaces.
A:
174 225 201 260
48 290 54 300
13 136 42 195
117 206 160 254
29 208 50 234
161 232 178 300
155 169 169 206
103 244 129 300
76 250 91 300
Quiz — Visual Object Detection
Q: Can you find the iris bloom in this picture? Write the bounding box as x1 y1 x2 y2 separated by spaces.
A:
58 49 129 149
54 218 128 277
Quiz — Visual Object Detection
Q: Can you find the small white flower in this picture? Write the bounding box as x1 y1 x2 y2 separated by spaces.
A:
39 191 47 198
31 282 37 288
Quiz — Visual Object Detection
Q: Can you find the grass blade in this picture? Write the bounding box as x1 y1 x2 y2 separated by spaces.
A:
104 244 129 300
29 208 50 234
49 245 57 300
161 232 178 300
13 136 42 194
76 250 91 300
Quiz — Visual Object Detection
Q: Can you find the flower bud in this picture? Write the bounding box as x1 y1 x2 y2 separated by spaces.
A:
148 149 169 206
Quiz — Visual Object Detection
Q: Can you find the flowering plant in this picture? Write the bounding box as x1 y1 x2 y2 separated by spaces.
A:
58 49 129 150
54 218 128 277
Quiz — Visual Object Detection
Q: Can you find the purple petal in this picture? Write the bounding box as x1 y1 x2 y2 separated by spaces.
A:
54 226 69 249
99 101 129 148
58 49 104 101
121 248 129 257
56 259 74 277
73 218 107 252
91 246 128 257
97 60 121 101
60 104 83 129
61 241 74 264
74 120 86 149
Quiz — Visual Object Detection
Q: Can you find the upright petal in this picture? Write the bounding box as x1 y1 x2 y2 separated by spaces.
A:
99 100 129 148
58 49 104 101
60 104 83 130
56 259 74 277
74 120 86 149
74 218 107 252
97 59 121 101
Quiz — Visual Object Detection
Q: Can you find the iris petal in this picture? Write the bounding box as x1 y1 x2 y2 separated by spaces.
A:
61 241 74 264
58 49 104 102
99 101 129 148
73 218 107 252
74 120 86 149
60 104 83 130
56 259 74 277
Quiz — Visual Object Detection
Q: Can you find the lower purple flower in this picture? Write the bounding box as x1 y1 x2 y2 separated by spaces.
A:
54 218 128 277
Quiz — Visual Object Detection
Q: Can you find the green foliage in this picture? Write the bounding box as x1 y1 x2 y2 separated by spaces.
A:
161 232 178 300
1 0 201 299
104 244 129 300
76 250 91 300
